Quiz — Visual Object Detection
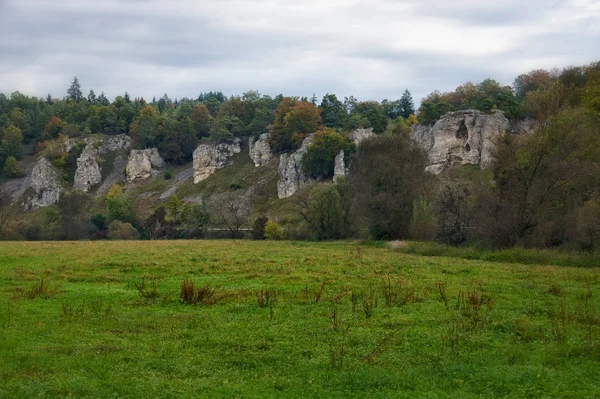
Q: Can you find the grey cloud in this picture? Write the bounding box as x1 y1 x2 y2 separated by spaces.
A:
0 0 598 104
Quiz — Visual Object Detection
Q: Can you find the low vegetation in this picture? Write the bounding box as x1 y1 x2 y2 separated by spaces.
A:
1 240 599 397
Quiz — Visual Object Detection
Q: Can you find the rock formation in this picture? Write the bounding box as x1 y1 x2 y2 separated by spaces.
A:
277 135 314 199
350 128 375 146
126 148 165 180
412 110 525 174
333 150 345 182
249 133 272 167
24 157 62 210
74 135 132 191
193 139 241 184
73 143 102 191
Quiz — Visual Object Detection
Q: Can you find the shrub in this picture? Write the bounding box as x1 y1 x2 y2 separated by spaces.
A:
409 195 436 241
252 216 269 240
107 220 140 240
2 156 25 177
265 220 283 240
301 128 355 178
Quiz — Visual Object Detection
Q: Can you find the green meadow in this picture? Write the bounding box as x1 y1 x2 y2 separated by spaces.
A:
1 240 599 398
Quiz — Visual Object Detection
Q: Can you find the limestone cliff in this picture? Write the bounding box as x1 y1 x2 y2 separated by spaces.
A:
277 135 314 199
23 157 62 211
249 133 272 167
193 139 241 184
126 148 165 181
411 110 530 173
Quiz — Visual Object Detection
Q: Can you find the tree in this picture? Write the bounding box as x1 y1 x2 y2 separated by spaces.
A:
106 185 134 223
252 216 269 240
190 103 213 139
270 98 322 153
40 116 63 141
2 156 25 177
1 125 24 159
349 101 388 133
319 94 347 129
87 90 97 104
350 132 429 239
67 77 83 102
264 220 283 240
58 190 92 240
143 207 175 239
89 106 118 134
130 105 159 149
210 192 251 238
400 90 415 118
434 180 473 245
409 195 436 241
183 201 211 238
301 128 355 178
97 92 110 106
107 220 140 240
293 183 355 240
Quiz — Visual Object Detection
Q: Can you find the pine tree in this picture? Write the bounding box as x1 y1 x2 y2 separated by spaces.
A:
400 89 415 118
46 94 53 105
97 92 110 106
67 77 83 102
87 89 97 104
124 92 131 103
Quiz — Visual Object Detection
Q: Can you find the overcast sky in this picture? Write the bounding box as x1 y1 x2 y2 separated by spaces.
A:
0 0 598 103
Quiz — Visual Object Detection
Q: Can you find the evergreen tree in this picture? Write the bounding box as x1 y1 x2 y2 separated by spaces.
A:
400 89 415 118
97 92 110 106
67 77 83 102
124 92 131 103
46 94 53 105
87 89 97 104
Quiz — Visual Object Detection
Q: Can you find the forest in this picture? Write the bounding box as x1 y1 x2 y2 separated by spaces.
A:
0 61 599 252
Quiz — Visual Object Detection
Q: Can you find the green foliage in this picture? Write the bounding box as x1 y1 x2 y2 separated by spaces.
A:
264 220 283 240
252 216 269 240
270 98 322 153
105 185 134 224
2 156 25 177
1 124 24 159
319 94 347 129
67 76 83 102
107 220 140 240
348 101 388 133
183 202 211 238
409 195 436 241
301 128 355 178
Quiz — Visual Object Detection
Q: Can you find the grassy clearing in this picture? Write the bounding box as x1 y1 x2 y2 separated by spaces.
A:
1 240 599 398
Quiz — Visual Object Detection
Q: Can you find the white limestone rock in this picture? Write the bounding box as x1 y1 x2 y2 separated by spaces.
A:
249 133 272 167
193 139 241 184
277 135 314 199
126 148 165 181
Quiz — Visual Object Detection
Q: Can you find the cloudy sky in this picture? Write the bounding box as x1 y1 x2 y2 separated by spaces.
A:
0 0 598 103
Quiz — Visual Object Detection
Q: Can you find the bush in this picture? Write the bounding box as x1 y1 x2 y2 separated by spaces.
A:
2 156 25 178
409 196 436 241
265 220 283 240
107 220 140 240
252 216 269 240
301 129 355 178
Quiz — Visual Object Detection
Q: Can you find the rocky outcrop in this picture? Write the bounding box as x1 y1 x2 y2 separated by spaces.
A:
126 148 165 181
193 139 241 184
277 135 314 199
74 135 131 191
249 133 272 167
333 150 346 182
24 157 62 211
73 143 102 191
350 128 375 146
412 110 526 174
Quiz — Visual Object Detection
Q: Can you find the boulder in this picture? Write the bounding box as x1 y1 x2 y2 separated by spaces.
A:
24 157 62 210
411 110 527 174
277 135 314 199
249 133 272 167
126 148 165 180
193 139 241 184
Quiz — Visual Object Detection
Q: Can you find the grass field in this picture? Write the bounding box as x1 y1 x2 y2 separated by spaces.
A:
1 240 599 398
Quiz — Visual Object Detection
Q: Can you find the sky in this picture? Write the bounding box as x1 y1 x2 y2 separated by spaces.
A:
0 0 598 104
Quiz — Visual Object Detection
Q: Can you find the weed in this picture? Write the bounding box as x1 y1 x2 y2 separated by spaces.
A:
314 282 327 303
456 290 495 329
180 278 216 305
363 330 399 365
547 282 564 297
436 281 449 310
362 293 376 318
329 326 350 369
256 289 277 308
135 277 160 300
381 276 399 307
549 298 570 342
23 278 61 300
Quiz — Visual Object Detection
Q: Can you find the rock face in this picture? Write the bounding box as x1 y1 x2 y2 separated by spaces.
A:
412 110 517 174
126 148 165 180
24 157 62 210
73 143 102 191
193 139 241 184
249 133 272 167
333 150 345 182
277 135 314 199
350 128 375 146
74 134 131 191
